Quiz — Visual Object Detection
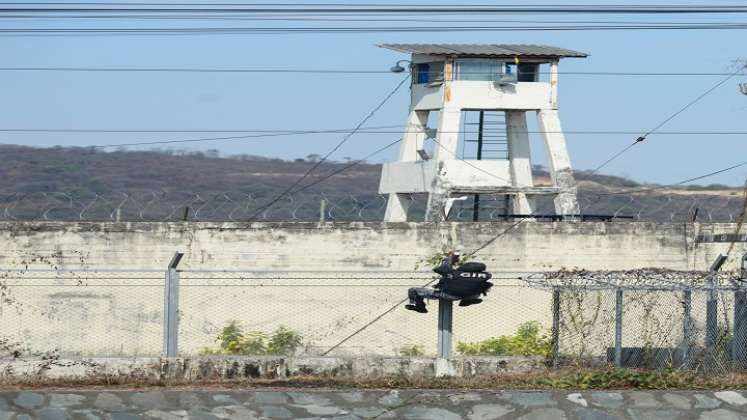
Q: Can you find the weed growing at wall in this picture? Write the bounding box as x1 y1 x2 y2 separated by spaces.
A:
457 321 552 358
0 272 26 359
398 344 426 357
201 321 303 356
538 368 699 390
414 251 473 271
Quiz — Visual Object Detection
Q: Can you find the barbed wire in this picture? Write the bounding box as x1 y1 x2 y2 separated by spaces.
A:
525 268 746 291
0 189 745 222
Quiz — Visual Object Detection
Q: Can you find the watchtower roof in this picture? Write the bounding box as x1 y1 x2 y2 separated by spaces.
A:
379 43 588 59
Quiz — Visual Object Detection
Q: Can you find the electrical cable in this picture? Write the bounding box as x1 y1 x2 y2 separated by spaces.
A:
465 218 531 257
0 126 402 151
2 128 747 135
4 4 747 13
589 63 747 174
430 136 517 186
0 67 742 77
289 137 402 195
244 74 409 221
320 216 531 355
7 14 747 27
590 160 747 196
2 23 747 36
320 134 534 355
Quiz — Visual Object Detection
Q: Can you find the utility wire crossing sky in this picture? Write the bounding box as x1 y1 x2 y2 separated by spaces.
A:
0 0 746 186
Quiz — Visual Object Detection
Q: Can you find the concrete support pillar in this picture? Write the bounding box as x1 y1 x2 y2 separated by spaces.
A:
506 110 536 215
384 194 412 222
550 60 559 109
384 110 429 222
425 164 449 222
426 107 461 221
536 109 579 217
432 108 461 162
398 109 430 162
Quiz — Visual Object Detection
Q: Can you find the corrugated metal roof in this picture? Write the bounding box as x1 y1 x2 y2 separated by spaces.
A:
379 43 588 58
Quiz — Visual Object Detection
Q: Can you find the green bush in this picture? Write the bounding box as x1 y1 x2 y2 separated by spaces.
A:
267 325 304 355
457 321 552 358
399 344 426 357
201 321 303 356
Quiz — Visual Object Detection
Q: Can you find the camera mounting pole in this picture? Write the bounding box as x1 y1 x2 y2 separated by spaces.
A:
436 299 454 376
437 299 453 358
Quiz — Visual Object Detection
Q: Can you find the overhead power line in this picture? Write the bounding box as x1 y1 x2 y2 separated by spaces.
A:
4 5 747 13
0 126 403 151
5 15 747 24
0 66 390 74
288 137 402 195
321 215 530 356
3 23 747 36
245 75 410 221
2 127 745 157
589 160 747 196
430 136 515 186
0 126 406 134
2 128 747 135
589 62 747 174
0 66 742 77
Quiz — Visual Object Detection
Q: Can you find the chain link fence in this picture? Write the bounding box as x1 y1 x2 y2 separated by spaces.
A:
3 265 747 374
0 189 743 222
530 269 747 372
0 267 548 359
0 270 164 358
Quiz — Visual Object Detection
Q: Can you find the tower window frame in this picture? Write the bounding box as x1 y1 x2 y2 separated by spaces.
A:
414 62 445 84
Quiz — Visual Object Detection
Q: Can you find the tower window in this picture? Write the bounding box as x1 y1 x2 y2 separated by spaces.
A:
415 62 444 84
417 63 430 84
455 59 505 81
517 64 539 82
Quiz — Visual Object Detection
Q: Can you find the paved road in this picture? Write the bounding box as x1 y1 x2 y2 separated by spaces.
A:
1 389 747 419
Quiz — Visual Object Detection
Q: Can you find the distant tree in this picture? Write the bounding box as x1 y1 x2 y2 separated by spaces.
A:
306 153 321 163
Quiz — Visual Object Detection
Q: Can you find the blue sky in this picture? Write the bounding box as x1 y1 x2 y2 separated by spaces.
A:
0 1 746 186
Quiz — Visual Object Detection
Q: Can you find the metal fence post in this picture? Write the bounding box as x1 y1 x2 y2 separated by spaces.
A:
733 254 747 369
435 298 454 377
551 288 561 368
682 289 692 369
706 287 718 371
614 288 623 367
734 289 747 369
705 254 727 372
437 299 453 358
319 199 326 223
163 252 184 358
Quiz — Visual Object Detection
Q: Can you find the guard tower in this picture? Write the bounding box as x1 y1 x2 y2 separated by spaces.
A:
378 44 588 222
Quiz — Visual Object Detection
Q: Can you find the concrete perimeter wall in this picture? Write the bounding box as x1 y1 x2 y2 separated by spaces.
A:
0 221 744 358
0 221 743 271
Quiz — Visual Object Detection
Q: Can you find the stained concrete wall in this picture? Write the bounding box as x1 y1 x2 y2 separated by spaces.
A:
0 221 744 358
1 221 743 272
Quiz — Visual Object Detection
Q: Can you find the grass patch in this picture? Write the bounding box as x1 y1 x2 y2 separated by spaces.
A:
4 368 747 391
